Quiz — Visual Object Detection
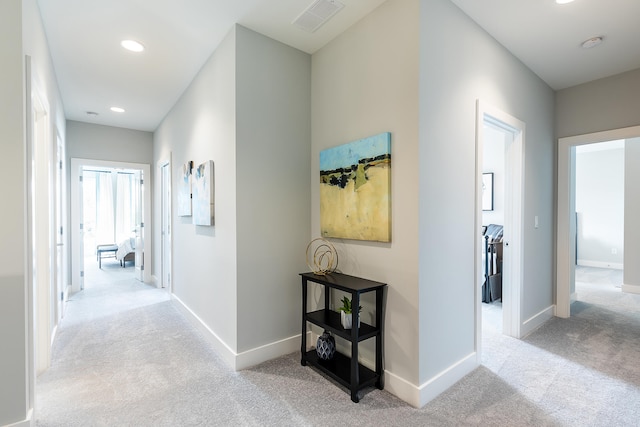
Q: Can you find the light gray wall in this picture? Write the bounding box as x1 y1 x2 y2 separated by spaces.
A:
153 25 311 355
235 26 311 352
624 138 640 287
482 125 506 226
556 68 640 138
0 3 27 423
311 0 420 385
1 0 66 424
154 26 239 350
419 0 555 385
66 120 153 164
575 145 624 266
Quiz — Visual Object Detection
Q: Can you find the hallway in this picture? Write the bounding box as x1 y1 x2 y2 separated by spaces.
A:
35 267 640 426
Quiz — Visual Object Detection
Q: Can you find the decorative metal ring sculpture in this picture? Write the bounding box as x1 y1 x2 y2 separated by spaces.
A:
306 238 338 275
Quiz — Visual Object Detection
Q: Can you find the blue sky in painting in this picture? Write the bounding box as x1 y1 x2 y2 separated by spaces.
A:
320 132 390 171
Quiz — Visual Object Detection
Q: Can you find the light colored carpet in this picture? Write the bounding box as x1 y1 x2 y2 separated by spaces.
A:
36 266 640 426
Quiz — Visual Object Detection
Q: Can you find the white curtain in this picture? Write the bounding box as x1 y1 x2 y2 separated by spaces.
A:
95 171 115 244
115 173 135 242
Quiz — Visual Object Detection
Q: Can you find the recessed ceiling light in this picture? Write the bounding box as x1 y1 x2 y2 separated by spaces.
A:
555 0 575 4
581 36 603 49
110 107 125 113
121 39 144 52
86 111 99 116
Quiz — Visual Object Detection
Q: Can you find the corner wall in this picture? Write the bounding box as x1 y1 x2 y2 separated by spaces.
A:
153 25 311 368
235 26 311 355
154 26 239 356
419 0 555 405
311 0 421 402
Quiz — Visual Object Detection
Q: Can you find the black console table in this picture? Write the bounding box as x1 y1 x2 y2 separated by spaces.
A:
300 272 387 403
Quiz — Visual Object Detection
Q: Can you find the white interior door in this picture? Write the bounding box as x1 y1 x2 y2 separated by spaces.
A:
134 170 144 282
161 161 172 289
55 134 66 319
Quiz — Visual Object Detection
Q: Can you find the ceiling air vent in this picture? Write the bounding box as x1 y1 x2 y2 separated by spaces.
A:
292 0 345 33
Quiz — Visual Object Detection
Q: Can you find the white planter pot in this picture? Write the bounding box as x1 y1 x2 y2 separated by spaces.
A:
340 311 360 329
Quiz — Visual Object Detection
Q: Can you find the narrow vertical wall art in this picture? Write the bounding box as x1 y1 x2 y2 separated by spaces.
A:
177 161 193 216
193 160 214 226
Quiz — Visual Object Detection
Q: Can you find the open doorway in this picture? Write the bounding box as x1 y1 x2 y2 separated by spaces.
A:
475 101 525 348
71 158 152 293
81 166 140 287
574 141 625 303
557 126 640 317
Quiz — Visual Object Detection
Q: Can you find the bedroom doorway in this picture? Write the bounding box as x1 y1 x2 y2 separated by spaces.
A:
71 159 152 292
556 126 640 317
476 101 525 343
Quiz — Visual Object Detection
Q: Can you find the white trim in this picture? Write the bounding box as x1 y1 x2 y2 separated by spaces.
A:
476 100 525 339
521 305 554 337
556 125 640 318
384 353 478 409
5 409 33 427
622 284 640 295
236 335 300 371
384 370 422 408
172 294 300 371
418 352 477 407
576 260 624 270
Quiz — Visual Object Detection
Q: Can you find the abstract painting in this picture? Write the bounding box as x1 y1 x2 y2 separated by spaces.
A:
320 132 391 242
177 161 192 217
193 160 214 226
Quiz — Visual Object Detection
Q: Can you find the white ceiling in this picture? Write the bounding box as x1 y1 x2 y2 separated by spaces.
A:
37 0 640 132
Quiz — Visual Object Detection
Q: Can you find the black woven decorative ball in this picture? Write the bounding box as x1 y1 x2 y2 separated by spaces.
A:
316 330 336 361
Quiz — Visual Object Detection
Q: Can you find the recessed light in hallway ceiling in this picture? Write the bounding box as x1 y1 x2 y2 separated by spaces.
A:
555 0 575 4
581 36 603 49
110 106 126 113
121 39 145 52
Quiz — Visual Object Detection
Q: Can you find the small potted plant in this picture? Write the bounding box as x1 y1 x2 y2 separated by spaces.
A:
338 296 361 329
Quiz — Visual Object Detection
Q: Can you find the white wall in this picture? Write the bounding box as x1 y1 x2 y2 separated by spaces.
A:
575 144 624 268
311 0 420 397
624 138 640 290
419 0 555 405
235 26 311 352
154 26 239 354
0 0 66 424
154 25 311 365
482 125 506 226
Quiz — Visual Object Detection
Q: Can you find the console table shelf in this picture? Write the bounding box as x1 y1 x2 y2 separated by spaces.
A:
300 272 387 403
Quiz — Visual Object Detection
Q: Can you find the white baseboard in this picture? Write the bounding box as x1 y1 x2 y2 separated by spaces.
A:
521 305 554 337
5 409 33 427
171 294 302 371
622 284 640 295
385 352 477 408
577 260 623 270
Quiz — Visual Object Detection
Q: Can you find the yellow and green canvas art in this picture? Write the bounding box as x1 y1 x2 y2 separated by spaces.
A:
320 132 391 242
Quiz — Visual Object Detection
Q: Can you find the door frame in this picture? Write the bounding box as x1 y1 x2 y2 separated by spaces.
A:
70 158 152 291
556 125 640 317
475 100 525 353
158 155 172 291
